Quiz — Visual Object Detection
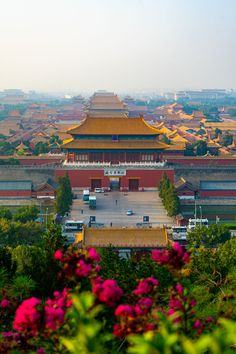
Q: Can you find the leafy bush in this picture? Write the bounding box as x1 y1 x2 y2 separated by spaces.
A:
0 243 236 353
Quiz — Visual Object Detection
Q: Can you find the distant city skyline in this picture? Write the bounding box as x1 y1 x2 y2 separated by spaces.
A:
0 0 236 92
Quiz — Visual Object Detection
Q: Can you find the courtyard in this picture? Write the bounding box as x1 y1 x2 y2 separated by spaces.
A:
69 191 173 227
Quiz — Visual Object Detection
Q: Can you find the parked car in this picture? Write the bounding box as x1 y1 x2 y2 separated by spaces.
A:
126 210 133 216
94 188 105 193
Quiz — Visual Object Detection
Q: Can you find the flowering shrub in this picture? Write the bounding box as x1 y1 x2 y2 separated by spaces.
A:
13 297 41 335
0 243 235 353
92 277 123 307
54 246 101 283
152 242 190 270
133 277 158 296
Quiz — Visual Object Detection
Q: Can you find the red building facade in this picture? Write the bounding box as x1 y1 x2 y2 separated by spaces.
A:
60 115 174 190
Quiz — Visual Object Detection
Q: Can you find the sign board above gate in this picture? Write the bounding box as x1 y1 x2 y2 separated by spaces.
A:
104 168 126 176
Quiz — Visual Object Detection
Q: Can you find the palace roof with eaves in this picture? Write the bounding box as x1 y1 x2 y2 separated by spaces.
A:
67 116 162 136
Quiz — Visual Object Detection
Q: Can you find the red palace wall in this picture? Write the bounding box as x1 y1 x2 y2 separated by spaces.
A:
55 168 174 189
18 158 62 166
165 157 236 166
177 191 195 197
0 190 32 198
199 190 236 197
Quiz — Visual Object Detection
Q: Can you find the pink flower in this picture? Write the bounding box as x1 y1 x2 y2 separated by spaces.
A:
115 304 135 317
175 283 184 295
54 249 63 261
152 249 170 264
133 277 158 296
135 298 153 315
190 299 197 308
75 259 92 277
92 278 123 307
167 308 175 316
167 309 181 323
169 298 183 310
152 243 190 269
113 323 123 337
172 242 184 254
145 323 156 331
207 316 214 322
13 297 41 335
0 298 10 309
45 306 64 331
44 288 71 331
193 320 202 329
88 248 101 262
37 348 46 354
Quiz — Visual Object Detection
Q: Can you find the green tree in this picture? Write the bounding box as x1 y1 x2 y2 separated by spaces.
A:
34 142 49 155
196 140 207 156
159 173 170 198
159 175 180 217
8 275 36 301
188 224 231 248
0 218 11 244
41 223 66 253
50 135 62 145
160 134 171 145
55 174 73 216
13 205 39 223
221 133 233 147
0 208 12 220
213 128 222 139
196 128 206 136
184 143 195 156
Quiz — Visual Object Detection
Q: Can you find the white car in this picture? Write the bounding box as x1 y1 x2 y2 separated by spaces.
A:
126 210 133 216
94 188 105 193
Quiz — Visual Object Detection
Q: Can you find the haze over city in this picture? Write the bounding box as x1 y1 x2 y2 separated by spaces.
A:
1 0 236 93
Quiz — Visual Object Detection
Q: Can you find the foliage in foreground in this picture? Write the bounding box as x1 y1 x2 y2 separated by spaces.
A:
0 241 236 353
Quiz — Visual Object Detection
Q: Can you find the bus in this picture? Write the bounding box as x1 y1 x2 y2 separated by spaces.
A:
89 196 96 209
83 190 90 202
171 226 187 240
63 220 84 232
188 218 208 230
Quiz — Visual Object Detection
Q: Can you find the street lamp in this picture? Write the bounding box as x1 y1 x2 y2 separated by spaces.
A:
46 207 48 229
199 206 202 226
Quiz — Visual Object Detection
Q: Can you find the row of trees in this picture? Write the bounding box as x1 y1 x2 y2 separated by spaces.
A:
159 174 180 217
0 206 42 246
55 174 73 217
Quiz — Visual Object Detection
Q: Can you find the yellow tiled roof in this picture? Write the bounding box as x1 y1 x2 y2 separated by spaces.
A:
159 126 172 134
204 122 236 130
67 117 162 135
61 139 169 150
171 135 189 143
78 227 168 248
164 142 186 151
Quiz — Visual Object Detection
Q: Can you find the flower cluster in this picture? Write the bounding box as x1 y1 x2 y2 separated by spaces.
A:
13 297 41 335
54 247 101 281
45 288 72 331
92 277 123 307
113 277 159 337
152 242 190 270
133 277 158 296
114 297 155 337
167 283 200 332
12 288 72 338
0 298 10 309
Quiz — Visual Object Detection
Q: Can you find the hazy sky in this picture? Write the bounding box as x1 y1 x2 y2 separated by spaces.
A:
0 0 236 93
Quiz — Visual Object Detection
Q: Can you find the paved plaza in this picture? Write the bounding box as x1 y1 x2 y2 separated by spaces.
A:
69 191 173 227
